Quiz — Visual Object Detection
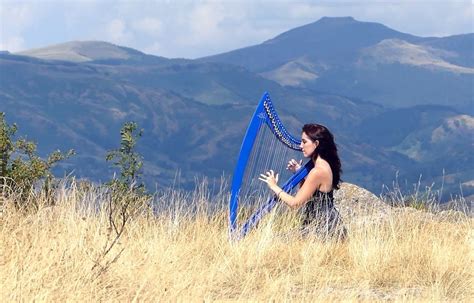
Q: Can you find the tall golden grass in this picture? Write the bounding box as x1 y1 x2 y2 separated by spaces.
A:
1 181 473 301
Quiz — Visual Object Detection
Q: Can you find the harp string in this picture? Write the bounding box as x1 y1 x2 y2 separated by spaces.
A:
239 121 302 216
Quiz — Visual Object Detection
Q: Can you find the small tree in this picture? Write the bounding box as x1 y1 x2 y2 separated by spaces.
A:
0 112 74 209
106 121 145 194
94 121 149 278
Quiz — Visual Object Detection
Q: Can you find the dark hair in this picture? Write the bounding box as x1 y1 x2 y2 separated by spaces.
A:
302 123 342 190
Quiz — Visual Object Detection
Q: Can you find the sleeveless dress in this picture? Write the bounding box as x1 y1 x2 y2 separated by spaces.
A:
301 190 347 241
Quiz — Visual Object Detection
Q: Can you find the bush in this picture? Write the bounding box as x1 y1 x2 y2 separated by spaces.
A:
0 112 74 209
93 121 151 278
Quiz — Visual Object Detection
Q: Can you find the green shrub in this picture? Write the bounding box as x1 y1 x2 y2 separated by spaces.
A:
92 121 151 277
0 112 74 209
106 121 146 196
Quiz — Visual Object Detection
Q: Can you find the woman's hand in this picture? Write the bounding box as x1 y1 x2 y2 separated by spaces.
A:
258 170 279 189
286 159 302 173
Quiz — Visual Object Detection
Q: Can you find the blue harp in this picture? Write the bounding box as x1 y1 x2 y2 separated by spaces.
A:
229 92 314 239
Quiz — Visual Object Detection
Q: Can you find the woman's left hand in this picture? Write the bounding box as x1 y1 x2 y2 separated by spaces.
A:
258 170 279 188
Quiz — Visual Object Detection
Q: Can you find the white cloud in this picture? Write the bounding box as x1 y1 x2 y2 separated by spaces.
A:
104 19 132 44
188 3 225 40
0 0 472 57
132 18 163 36
0 36 25 52
167 2 277 57
287 3 327 19
1 2 35 29
0 1 36 51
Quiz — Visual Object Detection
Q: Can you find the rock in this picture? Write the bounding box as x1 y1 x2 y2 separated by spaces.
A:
334 182 391 222
333 183 472 226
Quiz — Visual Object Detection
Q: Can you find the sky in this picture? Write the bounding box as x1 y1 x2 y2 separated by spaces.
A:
0 0 472 59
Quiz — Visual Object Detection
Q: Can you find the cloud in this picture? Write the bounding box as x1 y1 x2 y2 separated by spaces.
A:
132 18 163 36
104 19 132 44
167 2 279 57
0 1 36 51
0 36 25 52
127 1 474 58
286 3 328 19
0 0 472 57
0 1 35 29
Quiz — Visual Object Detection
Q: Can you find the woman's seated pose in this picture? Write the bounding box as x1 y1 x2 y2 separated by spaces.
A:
259 123 347 241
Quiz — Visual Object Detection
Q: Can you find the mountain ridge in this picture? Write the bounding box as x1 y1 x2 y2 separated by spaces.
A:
15 40 176 66
2 16 473 200
199 17 473 111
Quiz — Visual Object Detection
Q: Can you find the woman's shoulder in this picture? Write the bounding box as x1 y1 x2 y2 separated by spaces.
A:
311 161 332 175
309 161 333 191
307 166 329 181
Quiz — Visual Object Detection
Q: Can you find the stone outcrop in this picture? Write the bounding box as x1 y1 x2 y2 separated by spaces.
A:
334 182 472 224
333 182 391 222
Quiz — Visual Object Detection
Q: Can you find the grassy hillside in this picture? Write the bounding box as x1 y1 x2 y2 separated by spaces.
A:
1 182 472 301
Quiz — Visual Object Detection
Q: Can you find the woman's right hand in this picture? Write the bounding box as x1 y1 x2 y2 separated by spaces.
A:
286 159 302 173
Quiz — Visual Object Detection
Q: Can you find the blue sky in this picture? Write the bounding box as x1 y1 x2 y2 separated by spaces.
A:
1 0 472 59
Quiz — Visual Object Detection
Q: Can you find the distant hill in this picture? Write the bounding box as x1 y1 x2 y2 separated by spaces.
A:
200 17 473 112
1 17 473 200
419 33 474 67
0 51 394 188
200 17 417 71
16 41 174 65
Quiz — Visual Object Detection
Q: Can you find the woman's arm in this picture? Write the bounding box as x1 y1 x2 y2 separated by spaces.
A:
259 169 321 208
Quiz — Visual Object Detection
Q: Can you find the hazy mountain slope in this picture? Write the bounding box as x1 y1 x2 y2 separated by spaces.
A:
200 17 417 72
2 51 404 192
358 39 473 74
392 114 474 162
201 17 473 111
2 17 473 198
16 41 174 66
0 52 249 184
419 33 474 67
356 106 474 199
356 105 460 147
102 62 284 105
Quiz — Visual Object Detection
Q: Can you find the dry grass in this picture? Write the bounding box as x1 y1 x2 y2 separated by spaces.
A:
1 181 473 302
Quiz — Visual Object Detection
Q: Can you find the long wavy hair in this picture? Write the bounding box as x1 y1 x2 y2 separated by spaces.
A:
302 123 342 190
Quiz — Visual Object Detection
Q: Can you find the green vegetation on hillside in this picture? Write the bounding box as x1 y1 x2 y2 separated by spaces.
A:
0 112 74 209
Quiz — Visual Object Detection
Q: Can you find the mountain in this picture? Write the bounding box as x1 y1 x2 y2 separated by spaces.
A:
356 105 460 148
200 17 474 112
355 105 474 200
200 17 417 71
0 50 406 191
16 41 175 65
419 34 474 68
1 17 473 201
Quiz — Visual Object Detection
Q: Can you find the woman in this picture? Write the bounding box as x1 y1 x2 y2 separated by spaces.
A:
259 123 346 241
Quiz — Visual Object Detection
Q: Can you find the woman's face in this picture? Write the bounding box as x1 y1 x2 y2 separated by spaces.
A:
300 132 318 158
